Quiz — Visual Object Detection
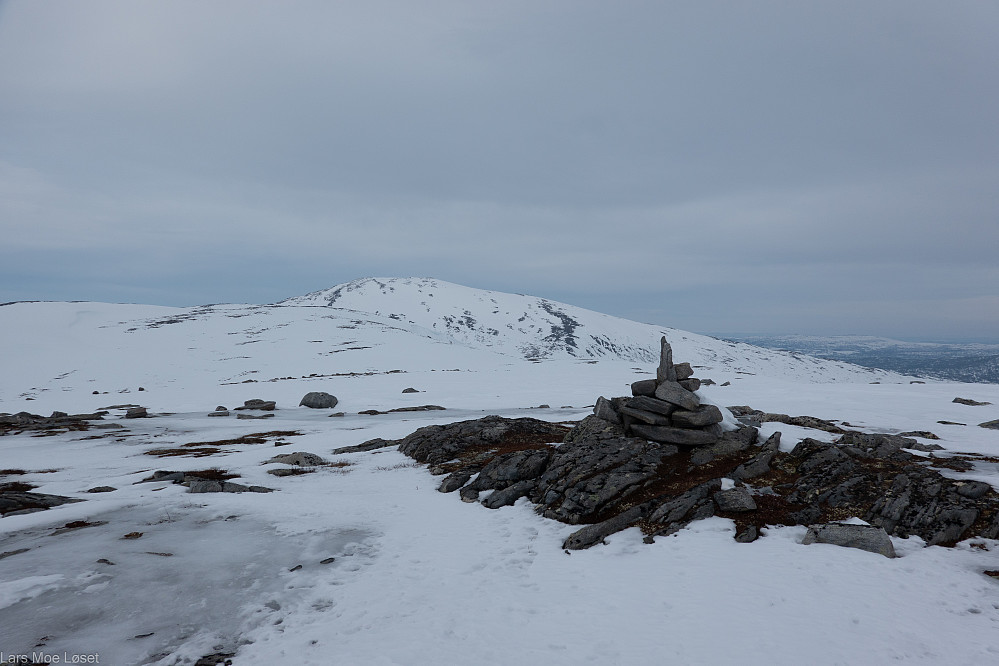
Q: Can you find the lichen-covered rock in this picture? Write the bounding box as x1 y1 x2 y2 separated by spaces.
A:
714 487 757 512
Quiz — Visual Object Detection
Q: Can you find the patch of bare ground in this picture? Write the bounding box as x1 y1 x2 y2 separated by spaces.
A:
0 481 36 492
184 430 303 447
146 446 224 458
139 468 238 482
146 431 306 457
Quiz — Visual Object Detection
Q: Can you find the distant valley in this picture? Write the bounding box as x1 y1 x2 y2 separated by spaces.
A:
727 335 999 384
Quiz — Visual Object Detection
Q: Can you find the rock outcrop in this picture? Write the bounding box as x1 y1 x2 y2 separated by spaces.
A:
0 485 84 516
0 411 107 436
139 470 272 494
385 336 999 554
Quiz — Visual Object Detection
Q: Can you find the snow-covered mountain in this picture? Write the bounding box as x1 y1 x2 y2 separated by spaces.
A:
1 277 901 415
4 278 999 665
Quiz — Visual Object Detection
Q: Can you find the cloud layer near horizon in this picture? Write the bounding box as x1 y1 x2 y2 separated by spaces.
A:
2 1 997 340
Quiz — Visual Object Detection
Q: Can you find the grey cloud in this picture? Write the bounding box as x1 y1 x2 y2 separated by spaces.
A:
0 0 997 339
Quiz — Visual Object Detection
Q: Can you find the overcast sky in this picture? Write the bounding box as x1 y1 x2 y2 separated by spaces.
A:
1 1 997 341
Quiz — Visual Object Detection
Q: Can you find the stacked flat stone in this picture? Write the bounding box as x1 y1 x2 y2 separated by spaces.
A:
593 336 724 447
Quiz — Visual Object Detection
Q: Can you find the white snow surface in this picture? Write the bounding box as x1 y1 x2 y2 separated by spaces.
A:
2 278 999 664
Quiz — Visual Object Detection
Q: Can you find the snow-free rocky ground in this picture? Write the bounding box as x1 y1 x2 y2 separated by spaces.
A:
2 278 999 664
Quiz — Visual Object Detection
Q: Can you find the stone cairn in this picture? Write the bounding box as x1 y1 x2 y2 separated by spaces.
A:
593 336 725 446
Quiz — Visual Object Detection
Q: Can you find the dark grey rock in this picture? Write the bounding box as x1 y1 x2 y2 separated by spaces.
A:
678 378 701 392
653 381 700 411
656 336 678 384
125 407 148 419
626 395 675 417
459 486 480 503
593 396 620 424
956 481 992 499
731 432 781 480
468 449 552 492
532 417 678 524
648 481 720 526
619 406 671 426
215 406 227 411
300 392 338 409
86 486 117 493
630 423 719 446
631 379 657 397
237 413 274 419
714 487 757 512
906 441 944 452
332 438 396 454
802 523 896 558
268 468 314 477
563 504 649 550
689 429 756 466
401 387 420 393
674 362 693 381
0 491 84 515
236 399 276 411
481 480 537 509
735 525 759 543
207 410 230 417
953 397 991 406
979 420 999 430
438 470 475 493
671 405 724 428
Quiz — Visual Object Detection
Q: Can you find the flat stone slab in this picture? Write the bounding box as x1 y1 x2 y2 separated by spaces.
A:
671 405 723 428
620 406 671 426
654 381 700 411
626 396 675 417
802 523 896 558
630 423 719 446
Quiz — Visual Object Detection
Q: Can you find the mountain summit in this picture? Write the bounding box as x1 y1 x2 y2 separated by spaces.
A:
282 277 664 362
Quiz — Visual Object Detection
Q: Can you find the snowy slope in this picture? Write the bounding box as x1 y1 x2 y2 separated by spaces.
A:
5 279 999 665
0 278 901 416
